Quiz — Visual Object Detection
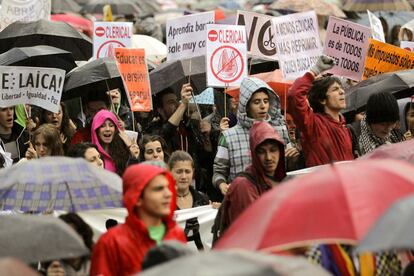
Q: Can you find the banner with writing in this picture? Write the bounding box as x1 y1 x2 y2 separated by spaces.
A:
93 22 133 59
236 10 277 60
0 66 65 113
400 41 414 52
115 48 152 112
367 10 385 42
363 38 414 79
166 11 215 61
324 16 371 81
272 11 322 80
0 0 51 30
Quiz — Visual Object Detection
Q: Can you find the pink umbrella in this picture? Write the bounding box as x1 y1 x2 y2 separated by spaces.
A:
51 13 93 38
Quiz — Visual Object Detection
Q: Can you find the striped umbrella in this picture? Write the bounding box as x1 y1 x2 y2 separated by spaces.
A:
343 0 412 11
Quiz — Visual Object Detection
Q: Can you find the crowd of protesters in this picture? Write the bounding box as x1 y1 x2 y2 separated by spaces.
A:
1 0 414 275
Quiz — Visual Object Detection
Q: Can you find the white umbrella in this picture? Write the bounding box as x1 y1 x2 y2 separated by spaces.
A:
132 34 167 65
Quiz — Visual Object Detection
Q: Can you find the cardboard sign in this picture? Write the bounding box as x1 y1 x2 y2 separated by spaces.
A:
272 11 322 80
166 11 215 61
206 24 248 87
363 38 414 79
0 66 65 113
93 22 133 59
0 0 51 30
236 10 277 60
367 10 385 42
114 48 152 112
324 16 371 81
400 41 414 52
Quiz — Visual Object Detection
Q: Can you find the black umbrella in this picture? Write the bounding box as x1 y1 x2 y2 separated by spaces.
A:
0 45 77 73
81 0 142 15
52 0 82 14
344 69 414 114
357 195 414 253
0 19 92 61
63 57 126 101
149 55 206 96
249 58 279 75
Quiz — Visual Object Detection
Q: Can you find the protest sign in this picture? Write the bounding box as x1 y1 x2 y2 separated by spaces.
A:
236 10 277 60
115 48 152 112
77 205 218 250
0 66 64 113
324 16 371 81
93 22 133 59
166 11 215 61
367 10 385 42
400 41 414 52
272 11 322 80
0 0 51 30
206 24 248 87
363 38 414 79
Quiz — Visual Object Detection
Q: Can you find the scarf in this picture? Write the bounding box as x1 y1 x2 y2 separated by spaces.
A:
358 116 401 155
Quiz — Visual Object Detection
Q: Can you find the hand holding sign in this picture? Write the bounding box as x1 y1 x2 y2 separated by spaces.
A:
310 55 335 76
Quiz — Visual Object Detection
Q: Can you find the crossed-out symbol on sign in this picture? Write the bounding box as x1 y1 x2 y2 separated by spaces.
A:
210 45 244 84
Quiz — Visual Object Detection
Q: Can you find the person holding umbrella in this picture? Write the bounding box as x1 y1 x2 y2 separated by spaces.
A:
90 163 186 275
287 55 354 167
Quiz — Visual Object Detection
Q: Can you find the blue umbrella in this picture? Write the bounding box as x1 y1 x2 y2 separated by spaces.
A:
0 157 123 213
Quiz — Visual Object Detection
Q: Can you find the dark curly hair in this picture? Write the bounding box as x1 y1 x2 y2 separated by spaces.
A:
308 76 342 114
59 213 94 251
40 103 75 152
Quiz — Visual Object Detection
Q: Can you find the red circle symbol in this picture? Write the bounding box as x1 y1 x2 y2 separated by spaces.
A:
208 30 218 42
97 40 125 58
95 26 105 37
404 47 412 52
210 45 244 84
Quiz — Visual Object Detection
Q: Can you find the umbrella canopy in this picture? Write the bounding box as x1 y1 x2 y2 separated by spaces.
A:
51 0 82 14
0 215 89 264
343 0 412 11
0 19 92 60
0 258 38 276
149 55 206 96
131 0 161 16
132 35 167 65
81 0 142 15
0 45 77 73
0 157 122 213
359 139 414 164
140 250 331 276
215 159 414 252
269 0 346 17
357 195 414 252
226 69 293 110
51 13 93 38
343 69 414 114
63 57 126 101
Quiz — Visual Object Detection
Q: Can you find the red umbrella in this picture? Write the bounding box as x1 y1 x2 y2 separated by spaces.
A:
359 139 414 164
226 69 293 110
51 13 93 38
215 159 414 252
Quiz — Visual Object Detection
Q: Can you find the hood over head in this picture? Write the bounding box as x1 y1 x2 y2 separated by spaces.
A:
91 109 120 160
122 163 177 228
250 121 286 183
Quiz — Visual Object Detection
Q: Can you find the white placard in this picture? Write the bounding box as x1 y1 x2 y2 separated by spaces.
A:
367 10 385 42
0 0 51 30
324 16 371 81
236 10 277 60
272 11 322 80
400 41 414 51
0 66 65 113
93 22 133 59
206 24 248 87
166 11 215 61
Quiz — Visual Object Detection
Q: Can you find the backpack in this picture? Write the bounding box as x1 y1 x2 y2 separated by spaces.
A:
211 171 265 246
